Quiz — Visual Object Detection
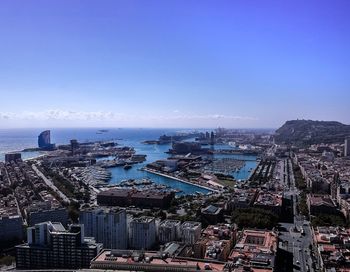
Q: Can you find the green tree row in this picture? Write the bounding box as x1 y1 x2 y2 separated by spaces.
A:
232 208 279 229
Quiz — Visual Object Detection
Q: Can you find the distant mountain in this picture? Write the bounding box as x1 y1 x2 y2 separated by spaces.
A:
275 120 350 145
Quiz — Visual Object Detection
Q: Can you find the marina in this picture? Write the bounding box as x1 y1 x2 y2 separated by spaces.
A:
142 168 219 192
204 158 246 176
0 128 258 195
71 166 112 186
118 178 183 194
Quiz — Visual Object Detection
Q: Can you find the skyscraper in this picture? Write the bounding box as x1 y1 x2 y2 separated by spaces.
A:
210 131 215 145
4 152 21 163
79 207 127 249
158 220 181 244
129 216 156 250
38 130 55 150
70 139 79 155
16 222 102 269
180 221 202 245
345 138 350 157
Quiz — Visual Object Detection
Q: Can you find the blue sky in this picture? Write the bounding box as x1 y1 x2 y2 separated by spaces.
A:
0 0 349 128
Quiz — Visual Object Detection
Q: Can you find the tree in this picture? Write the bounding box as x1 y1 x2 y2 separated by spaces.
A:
0 256 15 266
311 214 346 227
157 210 167 220
232 208 278 229
68 201 80 223
168 206 177 214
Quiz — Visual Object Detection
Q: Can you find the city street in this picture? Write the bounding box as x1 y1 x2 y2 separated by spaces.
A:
277 157 316 272
32 164 71 204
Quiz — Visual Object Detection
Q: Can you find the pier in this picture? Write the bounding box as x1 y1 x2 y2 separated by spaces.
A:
142 168 219 192
211 149 260 157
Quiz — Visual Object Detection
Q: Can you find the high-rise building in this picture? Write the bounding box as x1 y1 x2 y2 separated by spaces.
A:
4 153 22 163
210 131 215 145
171 142 202 154
79 207 127 249
38 130 55 150
180 221 202 245
345 138 350 157
158 220 181 244
0 194 23 243
27 204 68 226
70 139 79 155
129 216 156 250
16 222 102 269
38 130 51 148
0 215 23 243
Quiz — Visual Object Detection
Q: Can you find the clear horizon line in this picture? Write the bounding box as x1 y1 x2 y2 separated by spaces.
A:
0 126 278 130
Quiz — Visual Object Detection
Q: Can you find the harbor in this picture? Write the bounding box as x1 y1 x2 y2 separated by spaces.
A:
204 158 246 176
142 167 219 192
0 128 258 195
70 166 112 186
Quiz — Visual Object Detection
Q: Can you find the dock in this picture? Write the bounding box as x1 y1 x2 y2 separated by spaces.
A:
142 168 219 192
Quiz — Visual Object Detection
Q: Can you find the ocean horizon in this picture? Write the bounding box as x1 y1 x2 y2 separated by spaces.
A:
0 127 274 153
0 127 190 154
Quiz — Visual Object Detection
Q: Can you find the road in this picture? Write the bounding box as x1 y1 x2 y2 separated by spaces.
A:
32 164 71 204
277 157 316 272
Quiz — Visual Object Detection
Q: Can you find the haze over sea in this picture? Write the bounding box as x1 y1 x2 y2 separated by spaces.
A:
0 128 257 195
0 128 180 155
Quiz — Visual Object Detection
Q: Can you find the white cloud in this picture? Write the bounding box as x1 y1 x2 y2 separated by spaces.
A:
0 113 10 120
158 114 258 121
0 109 258 128
0 110 127 121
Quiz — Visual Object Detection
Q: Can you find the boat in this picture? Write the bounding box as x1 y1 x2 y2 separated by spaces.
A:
124 164 132 170
171 189 183 193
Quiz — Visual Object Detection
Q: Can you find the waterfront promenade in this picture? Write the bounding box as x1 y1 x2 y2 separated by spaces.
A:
142 168 219 192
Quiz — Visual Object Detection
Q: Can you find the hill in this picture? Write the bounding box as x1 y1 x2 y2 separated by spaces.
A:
274 120 350 145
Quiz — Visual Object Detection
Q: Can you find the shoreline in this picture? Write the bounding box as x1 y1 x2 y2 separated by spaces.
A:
247 160 261 181
0 149 45 162
142 168 219 192
24 154 46 161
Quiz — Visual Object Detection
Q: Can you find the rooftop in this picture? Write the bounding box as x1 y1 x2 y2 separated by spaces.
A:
308 194 336 208
92 249 226 271
80 206 126 214
254 191 282 207
160 219 181 227
202 224 233 240
51 222 66 232
181 221 201 229
229 229 278 261
131 216 155 223
202 205 221 215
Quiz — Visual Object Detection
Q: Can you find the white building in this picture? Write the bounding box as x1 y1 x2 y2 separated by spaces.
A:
180 221 202 245
79 208 127 249
129 216 156 250
17 222 101 269
158 220 181 244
